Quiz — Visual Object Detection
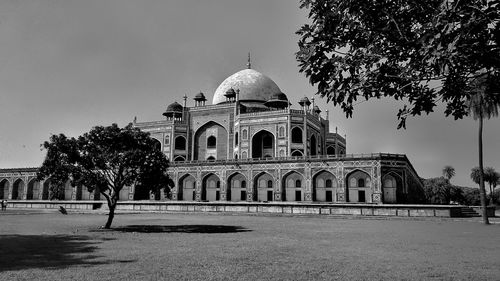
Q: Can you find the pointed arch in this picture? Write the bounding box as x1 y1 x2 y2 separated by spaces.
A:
26 178 40 200
291 127 303 143
251 130 275 159
254 172 274 202
202 173 221 201
152 138 162 151
345 169 372 203
178 174 196 201
12 179 24 200
194 121 228 160
382 171 403 203
0 179 10 200
312 170 337 202
174 136 187 150
327 146 335 155
227 172 247 201
282 171 304 202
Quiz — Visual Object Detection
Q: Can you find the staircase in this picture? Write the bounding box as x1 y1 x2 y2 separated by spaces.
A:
459 207 481 217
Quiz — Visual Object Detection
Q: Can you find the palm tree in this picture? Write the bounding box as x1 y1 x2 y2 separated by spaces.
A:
484 167 500 205
442 166 456 183
467 75 500 224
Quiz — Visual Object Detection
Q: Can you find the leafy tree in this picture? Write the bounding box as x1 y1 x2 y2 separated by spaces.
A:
457 186 481 206
297 0 500 224
442 166 456 183
297 0 500 128
422 177 462 204
37 123 171 229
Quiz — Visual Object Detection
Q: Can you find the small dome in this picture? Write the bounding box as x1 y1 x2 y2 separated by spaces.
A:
213 69 282 105
166 102 183 112
194 92 206 101
313 105 321 113
299 97 311 106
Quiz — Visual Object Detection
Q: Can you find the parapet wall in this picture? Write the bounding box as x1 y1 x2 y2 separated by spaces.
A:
3 200 495 218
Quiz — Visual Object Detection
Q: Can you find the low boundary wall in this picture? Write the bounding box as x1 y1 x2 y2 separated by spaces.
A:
3 200 496 218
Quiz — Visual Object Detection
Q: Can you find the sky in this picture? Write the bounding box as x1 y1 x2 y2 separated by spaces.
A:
0 0 499 188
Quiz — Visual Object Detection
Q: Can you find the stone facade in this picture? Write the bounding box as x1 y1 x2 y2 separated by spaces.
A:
0 67 425 204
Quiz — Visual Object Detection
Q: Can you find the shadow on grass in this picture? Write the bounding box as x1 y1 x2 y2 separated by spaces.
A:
111 225 252 233
0 234 129 272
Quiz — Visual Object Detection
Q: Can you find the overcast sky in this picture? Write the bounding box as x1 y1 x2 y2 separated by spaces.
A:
0 0 498 188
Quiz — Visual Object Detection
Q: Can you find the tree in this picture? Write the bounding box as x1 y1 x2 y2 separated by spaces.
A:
442 166 456 183
297 0 500 224
422 177 462 204
37 123 171 229
296 0 500 129
484 167 500 204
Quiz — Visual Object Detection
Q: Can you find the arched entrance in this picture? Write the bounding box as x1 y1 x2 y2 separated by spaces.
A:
0 179 10 199
313 171 337 202
254 172 274 201
12 179 24 200
227 173 247 201
202 174 221 201
346 170 372 203
179 174 196 201
26 179 40 200
382 173 403 203
252 130 275 159
282 172 304 202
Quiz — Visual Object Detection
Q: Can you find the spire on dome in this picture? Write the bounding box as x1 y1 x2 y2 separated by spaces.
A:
247 52 251 69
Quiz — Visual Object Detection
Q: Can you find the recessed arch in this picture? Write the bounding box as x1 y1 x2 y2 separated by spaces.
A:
26 178 40 200
227 172 247 201
282 171 304 202
0 179 10 200
291 127 303 143
173 155 186 162
194 121 228 160
310 134 317 156
202 173 221 201
151 138 162 151
254 172 274 201
174 136 187 150
178 174 196 201
251 130 275 159
382 172 403 203
313 170 337 202
327 146 335 155
346 169 372 203
291 150 303 157
12 178 24 200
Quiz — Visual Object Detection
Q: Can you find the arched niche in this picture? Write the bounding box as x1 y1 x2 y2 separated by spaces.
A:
282 171 304 202
179 174 196 201
254 172 274 202
346 170 372 203
313 170 337 202
194 122 228 161
252 130 275 159
227 172 247 202
202 173 221 201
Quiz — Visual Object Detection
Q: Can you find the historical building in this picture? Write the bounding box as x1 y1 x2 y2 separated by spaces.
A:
0 61 424 204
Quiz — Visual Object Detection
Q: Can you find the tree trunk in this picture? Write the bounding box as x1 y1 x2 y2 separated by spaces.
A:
104 197 117 229
478 117 490 224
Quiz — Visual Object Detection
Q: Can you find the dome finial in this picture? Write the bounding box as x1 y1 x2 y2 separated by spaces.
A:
247 52 251 69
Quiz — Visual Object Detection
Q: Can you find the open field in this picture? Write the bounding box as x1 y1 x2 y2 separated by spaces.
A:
1 211 499 281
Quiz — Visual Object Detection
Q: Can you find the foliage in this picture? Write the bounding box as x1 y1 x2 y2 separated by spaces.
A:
37 123 171 228
422 177 462 204
296 0 500 128
456 186 481 206
442 165 455 182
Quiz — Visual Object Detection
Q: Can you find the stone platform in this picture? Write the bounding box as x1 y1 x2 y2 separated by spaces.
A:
3 200 496 218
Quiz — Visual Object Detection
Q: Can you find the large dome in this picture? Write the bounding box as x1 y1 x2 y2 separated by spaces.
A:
212 69 282 105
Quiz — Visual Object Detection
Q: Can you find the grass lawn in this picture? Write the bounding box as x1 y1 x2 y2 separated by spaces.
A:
1 211 499 281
